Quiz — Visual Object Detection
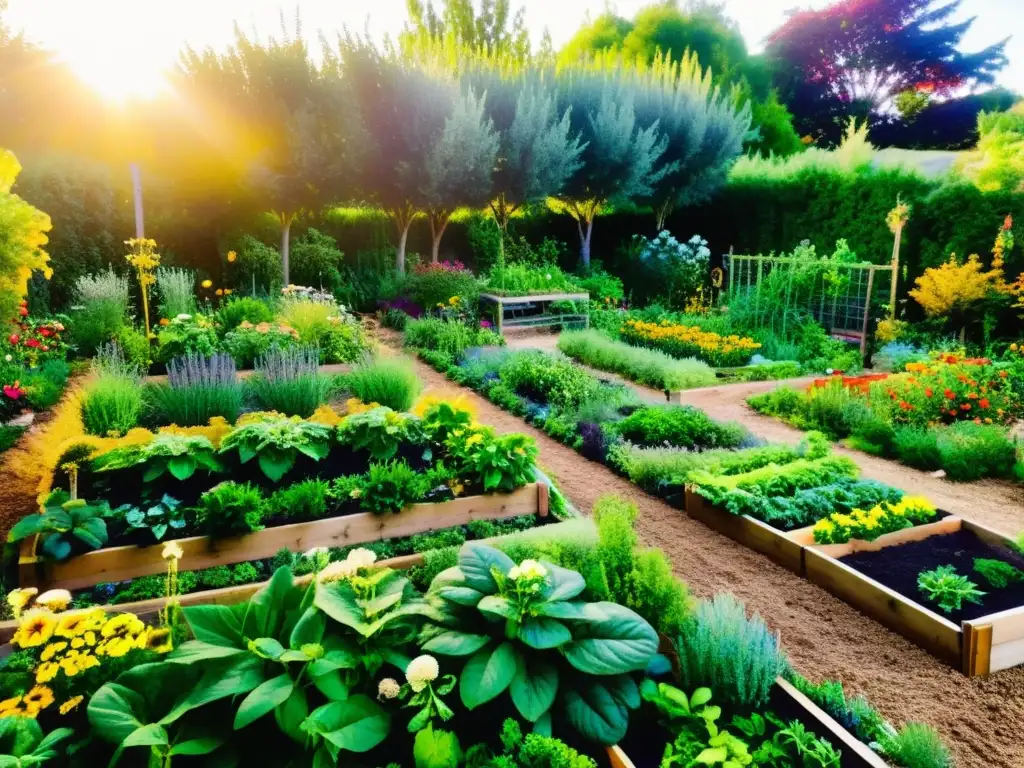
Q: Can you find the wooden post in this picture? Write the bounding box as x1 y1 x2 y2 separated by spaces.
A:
963 623 992 677
130 163 144 238
889 225 902 318
860 267 876 360
537 483 549 517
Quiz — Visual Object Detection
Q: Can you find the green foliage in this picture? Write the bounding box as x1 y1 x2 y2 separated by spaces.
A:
357 460 427 515
276 299 369 364
0 424 25 454
891 425 942 470
934 421 1018 482
80 343 144 436
557 330 716 391
290 228 346 294
497 350 600 411
343 357 423 412
214 296 276 331
114 325 151 370
575 267 624 303
267 479 331 522
380 307 410 330
116 494 186 543
973 558 1024 589
228 234 284 294
155 267 197 319
337 406 426 461
958 102 1024 194
586 495 691 637
247 345 335 418
93 431 223 482
155 315 219 365
219 415 333 482
68 268 130 355
612 405 749 450
446 427 538 493
200 565 234 589
7 489 109 560
220 323 301 368
917 565 986 614
692 454 859 503
421 543 658 744
407 265 481 310
882 723 953 768
676 593 786 708
483 263 581 295
405 317 504 360
0 717 73 765
0 150 51 324
194 481 267 537
144 352 245 426
785 673 888 747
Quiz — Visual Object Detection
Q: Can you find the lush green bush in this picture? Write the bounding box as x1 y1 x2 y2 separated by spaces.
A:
220 323 300 368
576 266 625 303
289 228 346 295
405 261 480 310
0 424 25 454
227 234 283 294
277 298 368 363
934 421 1018 482
155 267 196 319
891 425 942 470
343 356 422 412
80 344 144 436
155 315 219 365
497 350 602 411
557 329 716 391
404 317 503 360
115 325 151 370
194 481 267 537
68 268 130 356
214 296 276 331
145 351 244 426
882 723 953 768
483 262 581 295
267 479 331 522
247 345 335 418
612 405 750 450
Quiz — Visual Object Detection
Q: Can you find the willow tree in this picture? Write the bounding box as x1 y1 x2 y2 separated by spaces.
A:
553 64 670 268
338 38 454 274
421 88 499 262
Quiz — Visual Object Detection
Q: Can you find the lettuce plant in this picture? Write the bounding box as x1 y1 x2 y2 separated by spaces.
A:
419 543 658 744
219 416 333 482
8 490 109 560
93 432 223 482
446 428 538 493
917 565 985 614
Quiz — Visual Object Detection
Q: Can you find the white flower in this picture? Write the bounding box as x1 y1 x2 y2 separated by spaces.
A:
346 548 377 569
162 541 183 560
318 560 358 583
175 313 192 321
826 368 834 375
545 273 551 280
406 655 440 692
377 678 401 700
4 355 10 362
508 559 547 582
303 547 329 559
36 589 72 611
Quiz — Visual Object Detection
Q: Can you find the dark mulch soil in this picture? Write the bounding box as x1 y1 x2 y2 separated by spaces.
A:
841 529 1024 623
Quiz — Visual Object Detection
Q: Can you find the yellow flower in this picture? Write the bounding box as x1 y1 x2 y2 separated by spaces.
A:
40 641 68 662
465 433 484 447
59 695 84 715
224 288 233 295
162 541 183 561
143 627 173 654
22 686 54 714
102 614 145 639
201 279 213 289
35 661 59 684
226 251 237 263
0 697 21 714
215 289 224 297
36 589 72 612
13 609 57 648
55 609 103 638
6 588 38 617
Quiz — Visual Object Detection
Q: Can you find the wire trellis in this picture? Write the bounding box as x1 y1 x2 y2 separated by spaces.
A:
726 253 894 357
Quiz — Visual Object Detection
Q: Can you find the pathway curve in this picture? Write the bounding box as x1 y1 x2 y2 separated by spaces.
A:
381 332 1024 768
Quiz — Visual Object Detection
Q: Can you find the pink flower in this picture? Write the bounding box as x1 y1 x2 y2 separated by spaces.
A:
3 385 23 400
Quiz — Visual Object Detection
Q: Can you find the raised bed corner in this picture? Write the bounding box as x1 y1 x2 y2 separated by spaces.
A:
18 482 547 592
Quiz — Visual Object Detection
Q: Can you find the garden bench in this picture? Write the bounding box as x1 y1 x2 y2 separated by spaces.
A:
480 292 590 335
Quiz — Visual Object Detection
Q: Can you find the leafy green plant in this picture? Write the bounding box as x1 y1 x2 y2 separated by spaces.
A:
215 295 276 331
155 266 197 319
917 565 985 614
93 432 223 482
248 345 335 418
405 317 502 361
463 718 597 768
80 343 145 436
557 329 716 391
0 717 73 766
337 406 426 461
343 357 423 412
219 415 333 482
145 352 245 426
973 558 1024 589
882 722 953 768
116 494 186 542
934 421 1018 482
676 594 786 708
194 481 267 537
497 350 600 411
7 490 109 561
891 425 942 470
612 405 749 450
221 323 301 368
357 461 427 515
419 543 658 744
267 479 332 522
446 427 537 493
155 315 219 365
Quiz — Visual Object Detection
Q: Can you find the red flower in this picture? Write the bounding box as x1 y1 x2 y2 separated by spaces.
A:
948 409 958 417
943 388 954 399
961 403 972 411
17 307 27 317
7 334 18 345
24 338 40 348
2 385 22 400
924 388 933 398
967 392 978 400
38 328 51 337
979 398 990 409
898 400 913 411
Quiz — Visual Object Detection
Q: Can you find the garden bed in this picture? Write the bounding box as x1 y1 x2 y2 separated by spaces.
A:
480 291 590 334
18 482 549 591
804 516 1024 675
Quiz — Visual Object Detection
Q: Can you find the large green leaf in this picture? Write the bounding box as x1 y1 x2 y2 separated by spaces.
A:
182 605 246 648
534 601 587 620
73 517 108 549
234 675 294 730
562 603 658 675
167 641 244 665
542 563 586 602
561 679 630 745
7 513 43 543
162 656 265 724
518 617 571 650
510 654 558 722
121 723 168 749
413 725 462 768
315 582 370 634
274 686 309 744
258 448 295 482
476 595 516 620
251 566 298 638
459 642 518 710
421 630 491 657
458 543 514 594
297 440 330 461
309 695 390 754
0 713 42 757
312 670 349 701
437 586 485 607
87 683 145 746
168 455 197 481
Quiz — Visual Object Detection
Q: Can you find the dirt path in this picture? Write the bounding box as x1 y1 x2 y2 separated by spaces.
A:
506 331 1024 537
384 335 1024 768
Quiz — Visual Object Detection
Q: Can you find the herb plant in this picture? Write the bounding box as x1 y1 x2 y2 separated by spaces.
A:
93 432 223 482
419 543 658 744
337 406 426 461
116 494 187 542
358 461 427 515
446 427 538 493
145 351 245 426
917 565 986 614
247 345 335 418
194 482 267 537
219 415 333 482
7 490 109 560
973 557 1024 588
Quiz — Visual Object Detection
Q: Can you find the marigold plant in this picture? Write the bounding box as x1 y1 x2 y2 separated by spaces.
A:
621 318 760 367
812 496 937 544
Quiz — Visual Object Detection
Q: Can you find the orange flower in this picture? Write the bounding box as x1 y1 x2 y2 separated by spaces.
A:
961 403 972 411
999 370 1009 379
159 318 169 326
979 398 990 409
924 388 933 398
898 400 913 411
949 409 958 417
943 388 954 399
967 392 978 400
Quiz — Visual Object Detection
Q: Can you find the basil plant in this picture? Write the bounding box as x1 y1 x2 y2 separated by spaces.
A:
419 543 659 745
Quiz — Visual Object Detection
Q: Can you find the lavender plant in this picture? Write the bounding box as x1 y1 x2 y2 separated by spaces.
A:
144 351 244 426
247 344 335 417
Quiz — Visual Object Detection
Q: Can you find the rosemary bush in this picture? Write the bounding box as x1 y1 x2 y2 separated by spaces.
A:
155 267 197 319
145 352 245 426
247 345 335 417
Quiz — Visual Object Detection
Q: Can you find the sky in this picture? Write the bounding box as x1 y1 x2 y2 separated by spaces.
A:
5 0 1022 101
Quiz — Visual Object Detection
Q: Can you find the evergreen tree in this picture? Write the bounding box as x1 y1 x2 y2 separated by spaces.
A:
402 0 529 61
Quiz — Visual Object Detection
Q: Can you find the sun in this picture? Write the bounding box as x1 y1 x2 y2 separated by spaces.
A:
63 50 169 103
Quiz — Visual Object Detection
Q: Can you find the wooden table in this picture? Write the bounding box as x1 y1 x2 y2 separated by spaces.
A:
479 292 590 334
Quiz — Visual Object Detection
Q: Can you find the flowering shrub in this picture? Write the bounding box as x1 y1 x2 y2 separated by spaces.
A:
812 496 937 544
407 261 480 312
634 231 710 307
220 321 301 368
155 314 218 365
621 318 761 367
5 309 67 366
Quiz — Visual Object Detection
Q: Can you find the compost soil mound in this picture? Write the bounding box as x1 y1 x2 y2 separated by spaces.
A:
382 330 1024 768
841 529 1024 624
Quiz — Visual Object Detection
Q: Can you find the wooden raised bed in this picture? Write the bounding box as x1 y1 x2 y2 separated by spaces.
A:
18 482 548 592
480 292 589 335
804 517 1024 676
683 488 805 574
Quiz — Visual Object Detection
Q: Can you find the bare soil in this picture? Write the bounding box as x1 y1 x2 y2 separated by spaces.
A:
384 331 1024 768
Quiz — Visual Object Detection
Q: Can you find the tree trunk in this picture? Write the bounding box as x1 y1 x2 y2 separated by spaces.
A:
389 204 416 275
280 213 294 287
581 216 594 269
655 199 673 232
428 209 451 264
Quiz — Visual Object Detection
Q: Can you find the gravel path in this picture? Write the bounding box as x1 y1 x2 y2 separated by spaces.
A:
384 333 1024 768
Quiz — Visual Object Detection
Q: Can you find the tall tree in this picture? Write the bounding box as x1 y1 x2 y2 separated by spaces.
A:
766 0 1009 146
178 16 357 285
553 66 670 268
402 0 529 60
338 38 454 274
421 88 499 262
